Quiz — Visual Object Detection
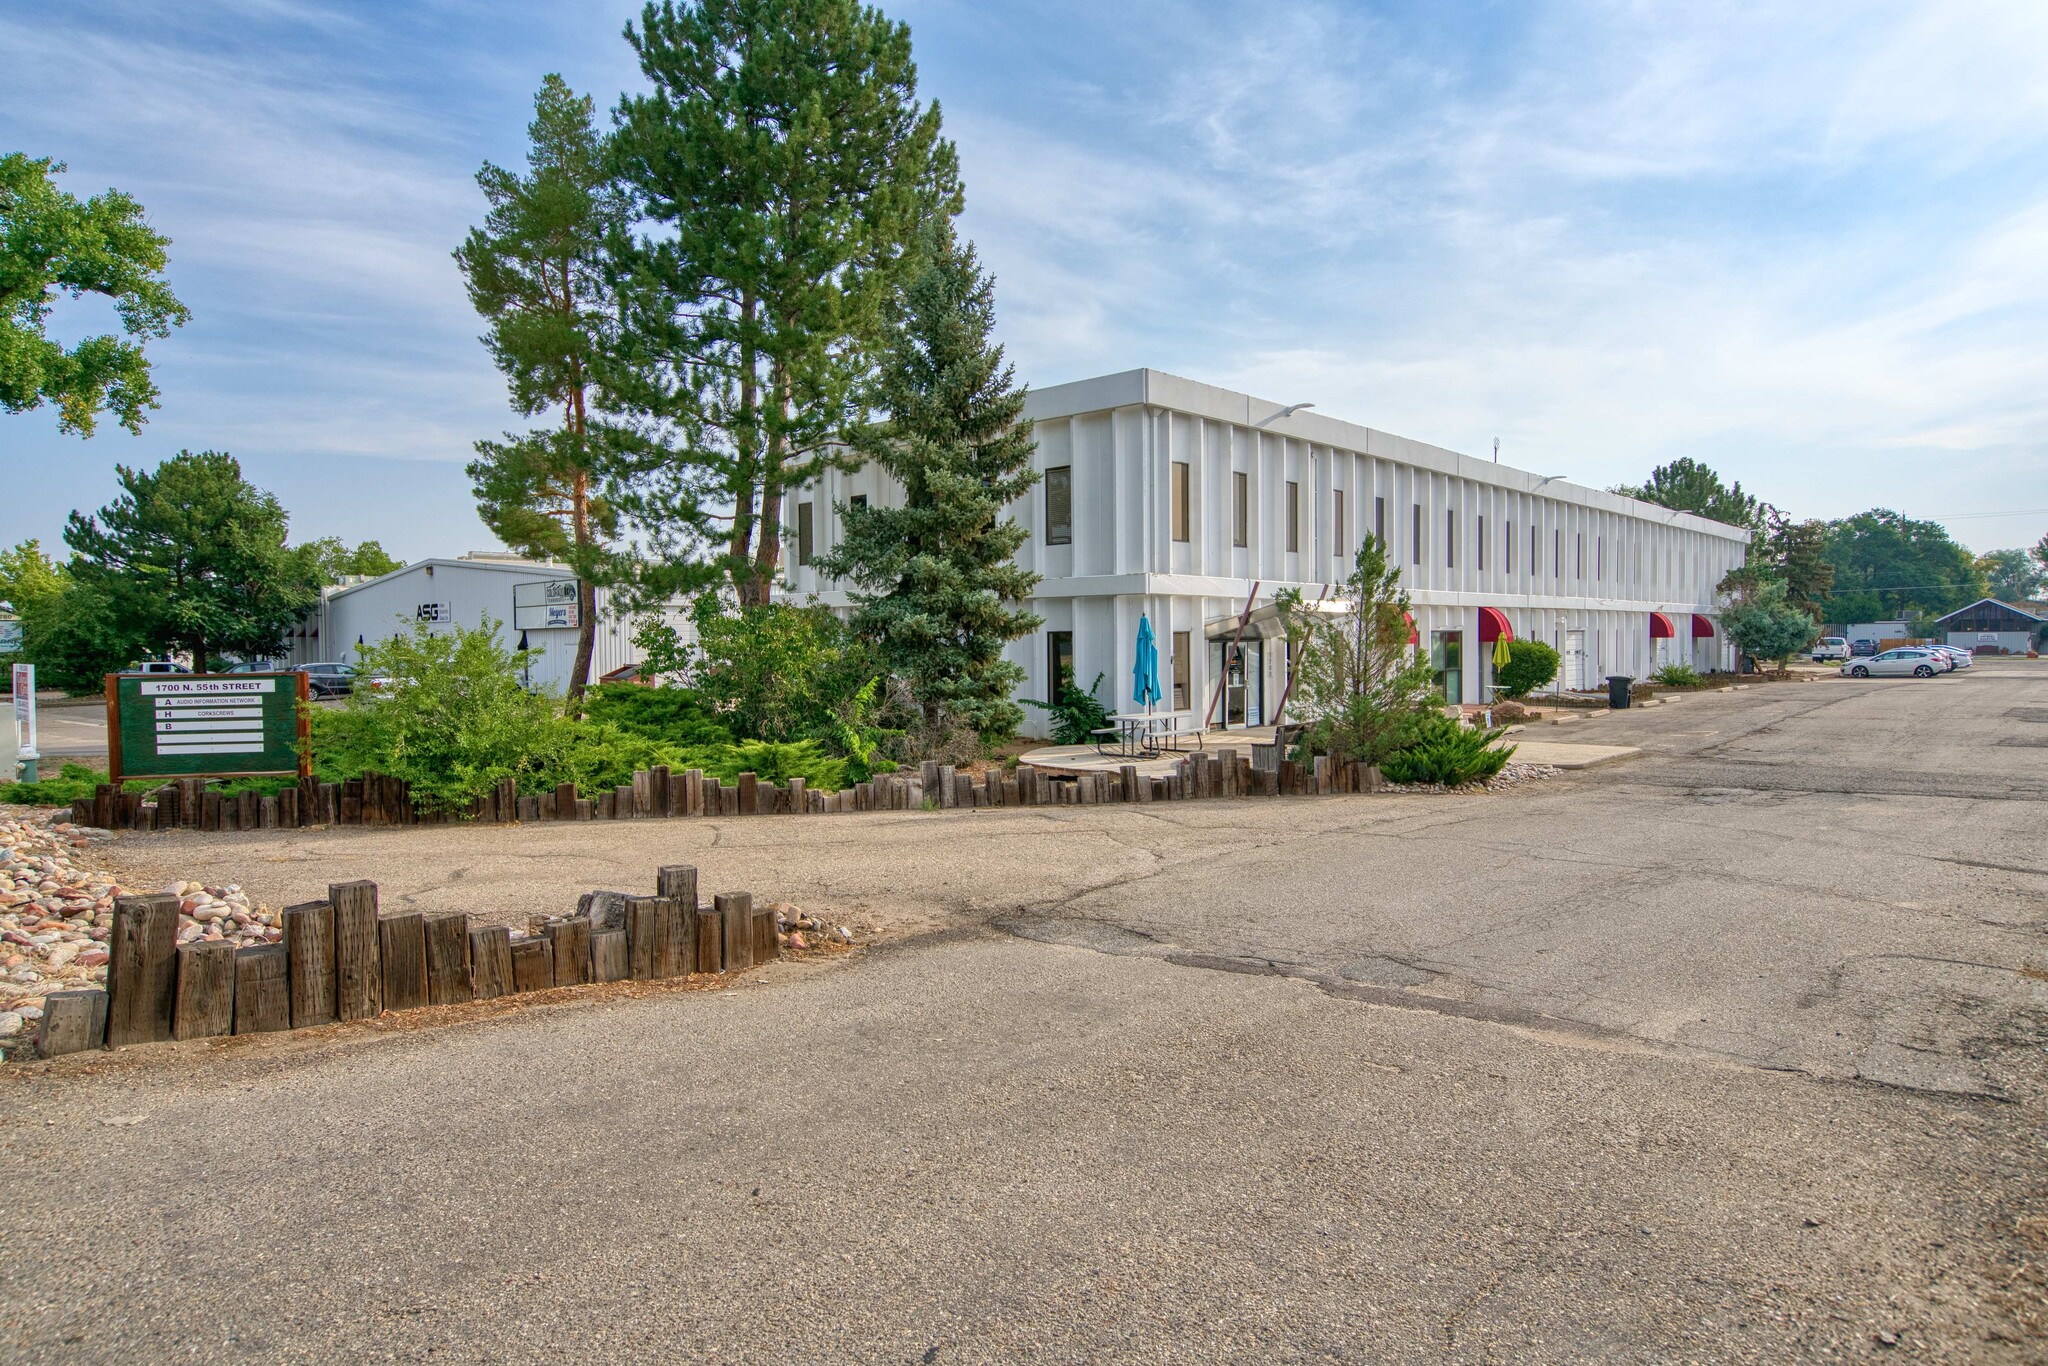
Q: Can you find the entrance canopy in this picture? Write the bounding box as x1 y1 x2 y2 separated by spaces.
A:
1202 598 1349 641
1649 611 1676 639
1691 614 1715 638
1477 607 1513 643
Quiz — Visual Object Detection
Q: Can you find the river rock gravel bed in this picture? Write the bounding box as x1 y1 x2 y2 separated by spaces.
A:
0 807 280 1052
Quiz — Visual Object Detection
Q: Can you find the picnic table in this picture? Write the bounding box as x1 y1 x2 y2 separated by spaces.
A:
1092 712 1203 759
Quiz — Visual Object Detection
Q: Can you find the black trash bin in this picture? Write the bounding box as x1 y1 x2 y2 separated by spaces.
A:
1606 674 1634 709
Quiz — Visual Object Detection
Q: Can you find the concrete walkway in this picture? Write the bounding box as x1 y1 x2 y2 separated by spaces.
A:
1502 737 1642 768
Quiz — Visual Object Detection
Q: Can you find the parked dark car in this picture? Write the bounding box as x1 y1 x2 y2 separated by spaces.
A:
299 662 358 698
1849 639 1880 657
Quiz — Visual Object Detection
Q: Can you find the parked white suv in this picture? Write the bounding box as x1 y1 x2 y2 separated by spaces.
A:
1811 637 1849 663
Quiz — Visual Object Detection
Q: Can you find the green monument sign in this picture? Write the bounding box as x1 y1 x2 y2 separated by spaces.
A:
106 672 310 784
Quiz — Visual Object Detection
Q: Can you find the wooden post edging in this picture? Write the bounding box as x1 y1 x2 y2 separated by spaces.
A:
71 864 825 1058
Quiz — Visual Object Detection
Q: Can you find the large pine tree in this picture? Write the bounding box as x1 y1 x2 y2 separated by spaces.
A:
604 0 960 606
456 74 625 700
815 223 1041 746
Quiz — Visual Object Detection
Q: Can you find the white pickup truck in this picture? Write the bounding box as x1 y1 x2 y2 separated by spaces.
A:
1811 636 1850 662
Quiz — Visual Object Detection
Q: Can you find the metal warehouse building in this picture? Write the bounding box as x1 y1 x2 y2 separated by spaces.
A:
784 368 1751 735
288 554 685 694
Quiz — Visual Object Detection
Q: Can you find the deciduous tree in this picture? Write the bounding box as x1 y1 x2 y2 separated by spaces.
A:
1 154 190 435
1822 509 1985 620
604 0 960 606
457 74 628 700
1278 536 1439 768
1976 547 2044 604
297 537 402 586
812 223 1041 746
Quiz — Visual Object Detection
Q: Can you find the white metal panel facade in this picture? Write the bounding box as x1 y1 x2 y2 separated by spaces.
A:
783 368 1752 735
289 559 687 695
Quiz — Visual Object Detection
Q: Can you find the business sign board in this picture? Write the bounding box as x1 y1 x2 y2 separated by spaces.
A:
512 578 581 631
106 672 310 784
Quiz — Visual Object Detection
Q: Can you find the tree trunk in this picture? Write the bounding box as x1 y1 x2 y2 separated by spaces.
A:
565 425 595 704
730 293 761 601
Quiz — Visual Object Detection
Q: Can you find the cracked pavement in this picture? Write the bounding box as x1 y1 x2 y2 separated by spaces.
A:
4 662 2045 1362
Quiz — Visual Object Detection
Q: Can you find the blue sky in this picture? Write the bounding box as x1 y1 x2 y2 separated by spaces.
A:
4 0 2045 561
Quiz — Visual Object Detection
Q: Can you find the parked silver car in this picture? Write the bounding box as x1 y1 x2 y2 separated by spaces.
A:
1842 648 1940 679
1924 644 1972 670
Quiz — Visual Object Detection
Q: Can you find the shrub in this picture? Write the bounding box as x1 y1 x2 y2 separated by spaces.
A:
311 616 558 812
1381 713 1515 787
1282 537 1440 767
581 682 734 747
1494 639 1560 699
1024 672 1113 745
0 761 105 806
1650 662 1704 688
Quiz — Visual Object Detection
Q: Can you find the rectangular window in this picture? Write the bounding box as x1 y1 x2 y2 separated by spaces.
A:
1045 465 1072 545
1555 529 1563 578
1374 495 1385 545
1446 508 1456 568
1171 461 1190 543
1334 489 1346 559
1233 471 1249 548
1477 515 1486 572
850 494 868 510
795 501 814 566
1047 631 1074 703
1286 480 1300 553
1171 630 1191 710
1412 503 1422 564
1529 523 1537 575
1597 535 1605 580
1576 532 1585 579
1503 520 1512 573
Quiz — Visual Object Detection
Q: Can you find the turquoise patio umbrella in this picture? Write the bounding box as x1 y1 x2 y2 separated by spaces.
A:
1133 613 1163 712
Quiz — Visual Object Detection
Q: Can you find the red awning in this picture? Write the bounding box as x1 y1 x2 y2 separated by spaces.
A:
1692 614 1715 638
1478 606 1513 643
1403 611 1419 646
1649 611 1676 639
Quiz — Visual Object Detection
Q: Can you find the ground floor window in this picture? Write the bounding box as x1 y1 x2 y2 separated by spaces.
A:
1048 630 1074 702
1171 630 1191 710
1432 630 1464 705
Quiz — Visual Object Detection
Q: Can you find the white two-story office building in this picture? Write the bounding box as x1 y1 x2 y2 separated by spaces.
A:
783 369 1750 736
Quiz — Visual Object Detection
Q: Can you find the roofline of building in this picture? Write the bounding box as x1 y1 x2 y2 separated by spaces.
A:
319 556 573 605
1022 367 1752 545
1932 596 2045 624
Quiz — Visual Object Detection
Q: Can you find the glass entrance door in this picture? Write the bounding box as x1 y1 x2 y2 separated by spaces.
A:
1208 638 1263 726
1433 630 1464 705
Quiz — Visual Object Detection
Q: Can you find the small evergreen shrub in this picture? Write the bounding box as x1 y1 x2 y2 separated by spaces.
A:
1650 662 1704 688
0 761 106 806
1024 672 1114 745
1381 714 1515 787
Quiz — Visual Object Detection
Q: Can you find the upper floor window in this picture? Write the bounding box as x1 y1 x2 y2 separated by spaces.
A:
1597 535 1605 581
1286 480 1300 553
1477 514 1486 572
1446 508 1456 568
1171 461 1190 543
795 501 814 566
1412 503 1422 564
1045 465 1072 545
1555 528 1563 578
1374 496 1386 545
1576 532 1585 579
1503 519 1512 573
1233 471 1249 548
1333 489 1347 559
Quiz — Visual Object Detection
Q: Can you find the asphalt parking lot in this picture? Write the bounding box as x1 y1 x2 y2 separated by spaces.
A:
4 662 2044 1362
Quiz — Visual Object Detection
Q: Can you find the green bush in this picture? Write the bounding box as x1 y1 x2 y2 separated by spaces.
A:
1023 672 1113 745
1381 714 1515 787
1650 662 1704 688
0 761 106 806
581 682 734 747
312 616 560 812
1494 639 1560 699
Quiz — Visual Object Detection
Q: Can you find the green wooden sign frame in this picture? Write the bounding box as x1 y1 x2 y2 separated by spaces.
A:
105 672 312 785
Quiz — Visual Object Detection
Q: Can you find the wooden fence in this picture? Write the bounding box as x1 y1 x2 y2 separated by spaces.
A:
35 864 779 1058
70 747 1382 836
